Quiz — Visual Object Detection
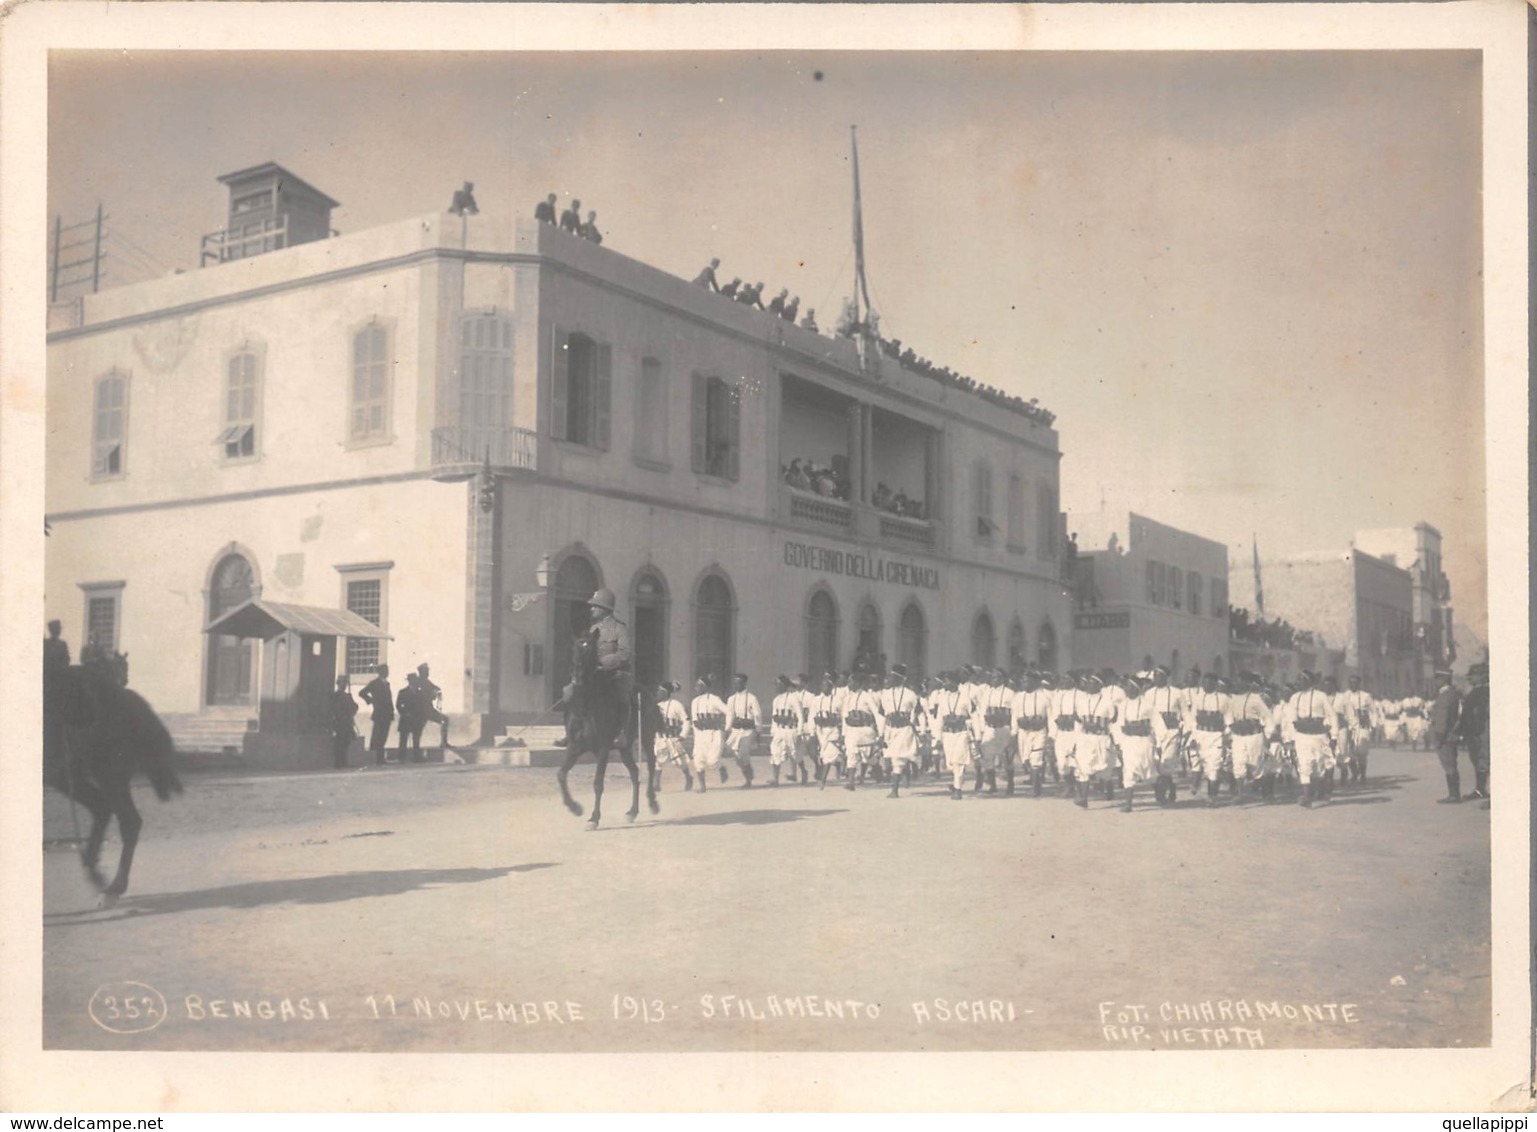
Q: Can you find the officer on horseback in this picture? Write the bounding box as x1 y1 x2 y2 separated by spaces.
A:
585 587 633 722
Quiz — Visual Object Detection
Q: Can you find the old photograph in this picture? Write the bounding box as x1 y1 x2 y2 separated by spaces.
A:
2 1 1529 1114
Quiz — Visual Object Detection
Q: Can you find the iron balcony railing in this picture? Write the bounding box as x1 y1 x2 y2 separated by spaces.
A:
432 425 538 473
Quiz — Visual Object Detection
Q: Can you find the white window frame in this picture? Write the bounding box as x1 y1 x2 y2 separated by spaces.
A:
337 560 393 675
79 580 126 654
219 342 264 463
91 370 130 481
348 318 395 448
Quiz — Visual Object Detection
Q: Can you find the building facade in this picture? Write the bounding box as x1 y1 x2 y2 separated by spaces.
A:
1226 549 1418 696
1352 523 1456 688
1065 510 1229 678
45 167 1075 762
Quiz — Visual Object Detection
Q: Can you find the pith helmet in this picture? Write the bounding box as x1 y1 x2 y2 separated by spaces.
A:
587 587 618 613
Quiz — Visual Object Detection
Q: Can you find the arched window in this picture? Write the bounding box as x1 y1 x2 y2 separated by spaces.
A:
207 553 256 705
805 590 839 680
694 573 736 686
1037 620 1058 673
552 552 601 691
898 602 928 680
855 601 883 672
971 610 997 670
630 570 669 689
1007 618 1027 671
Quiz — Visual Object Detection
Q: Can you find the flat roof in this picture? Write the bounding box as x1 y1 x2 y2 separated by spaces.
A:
217 162 341 210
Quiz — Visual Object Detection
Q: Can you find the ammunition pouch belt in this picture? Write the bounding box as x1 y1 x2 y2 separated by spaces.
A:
1160 711 1182 729
1196 711 1225 732
984 708 1012 728
1080 720 1109 736
772 713 799 728
942 716 969 733
1292 717 1327 735
1055 716 1078 731
1016 716 1047 731
1404 708 1424 718
661 724 682 738
1384 711 1401 720
814 713 842 728
695 714 725 731
1230 720 1262 737
1120 720 1152 737
1356 711 1372 727
884 712 912 727
844 711 875 729
730 719 757 731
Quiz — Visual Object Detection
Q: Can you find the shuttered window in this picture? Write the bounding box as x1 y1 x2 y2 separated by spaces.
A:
92 372 128 478
550 329 611 449
691 373 740 481
350 323 391 443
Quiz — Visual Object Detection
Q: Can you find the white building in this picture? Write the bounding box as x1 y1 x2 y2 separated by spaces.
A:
46 165 1076 766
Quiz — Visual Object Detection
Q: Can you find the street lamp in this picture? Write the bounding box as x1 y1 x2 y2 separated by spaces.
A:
508 554 551 613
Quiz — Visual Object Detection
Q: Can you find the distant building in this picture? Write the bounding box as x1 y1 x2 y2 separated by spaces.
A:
45 164 1074 767
1227 548 1418 697
1353 523 1455 688
1066 510 1229 679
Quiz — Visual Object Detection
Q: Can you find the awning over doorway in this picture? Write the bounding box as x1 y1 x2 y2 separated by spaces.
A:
204 599 394 642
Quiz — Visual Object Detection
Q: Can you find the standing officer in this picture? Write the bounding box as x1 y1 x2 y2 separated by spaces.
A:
1459 662 1490 803
1429 667 1463 804
358 663 394 767
330 674 359 769
725 672 763 787
396 672 425 762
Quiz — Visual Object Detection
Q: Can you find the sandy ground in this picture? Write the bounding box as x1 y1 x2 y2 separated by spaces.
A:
42 747 1490 1053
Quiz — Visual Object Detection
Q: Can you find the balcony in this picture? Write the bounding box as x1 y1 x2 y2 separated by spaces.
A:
784 485 854 534
878 512 935 549
431 425 537 480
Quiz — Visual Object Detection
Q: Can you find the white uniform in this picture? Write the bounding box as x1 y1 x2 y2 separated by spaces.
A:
1401 695 1429 745
840 689 883 770
807 688 845 768
769 690 804 768
689 692 728 771
1011 686 1055 770
930 687 978 776
1185 689 1230 782
1338 688 1376 762
1115 691 1158 786
1283 687 1338 784
1145 684 1186 774
1226 690 1272 781
1051 685 1081 775
725 689 763 766
1074 687 1118 779
973 684 1015 771
878 685 923 769
1380 698 1405 743
656 696 692 767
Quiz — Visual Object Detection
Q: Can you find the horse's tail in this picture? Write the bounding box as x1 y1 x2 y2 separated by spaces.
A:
121 688 184 801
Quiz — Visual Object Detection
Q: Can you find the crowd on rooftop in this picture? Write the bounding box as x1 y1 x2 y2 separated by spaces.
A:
1229 607 1318 650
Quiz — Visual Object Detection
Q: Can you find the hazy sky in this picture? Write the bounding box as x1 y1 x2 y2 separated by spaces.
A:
48 50 1486 632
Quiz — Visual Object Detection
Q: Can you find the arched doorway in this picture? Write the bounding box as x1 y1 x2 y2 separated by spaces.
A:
854 601 882 673
805 589 839 679
971 610 997 670
207 552 256 705
1038 620 1058 673
898 601 928 680
630 569 669 689
694 572 735 687
1007 617 1027 671
552 552 601 693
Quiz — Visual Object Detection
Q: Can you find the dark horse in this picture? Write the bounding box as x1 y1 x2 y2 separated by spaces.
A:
44 663 183 903
555 635 657 829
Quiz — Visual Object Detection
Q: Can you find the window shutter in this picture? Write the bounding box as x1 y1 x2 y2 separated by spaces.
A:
690 373 706 473
550 328 569 441
594 343 612 451
726 380 741 480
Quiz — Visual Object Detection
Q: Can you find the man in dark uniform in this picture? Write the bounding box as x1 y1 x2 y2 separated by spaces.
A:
535 193 558 225
358 663 394 766
1429 667 1463 804
559 198 582 234
416 662 451 754
331 675 359 769
396 673 425 763
584 588 633 737
44 620 70 672
1459 662 1490 803
693 258 722 291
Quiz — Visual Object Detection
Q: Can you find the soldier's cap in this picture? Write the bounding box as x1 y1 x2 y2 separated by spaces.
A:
1434 667 1454 679
1082 672 1104 688
890 664 908 678
417 662 430 673
1243 670 1263 683
734 672 749 682
796 673 809 685
776 674 792 687
695 675 713 689
376 663 390 675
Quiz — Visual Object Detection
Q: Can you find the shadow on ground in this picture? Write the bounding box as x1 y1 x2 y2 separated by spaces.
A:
46 863 555 924
670 808 848 827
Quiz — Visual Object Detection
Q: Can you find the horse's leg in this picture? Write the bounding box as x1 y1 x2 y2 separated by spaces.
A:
103 786 143 900
557 748 584 817
588 747 608 829
619 743 641 822
640 735 660 814
58 772 113 892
